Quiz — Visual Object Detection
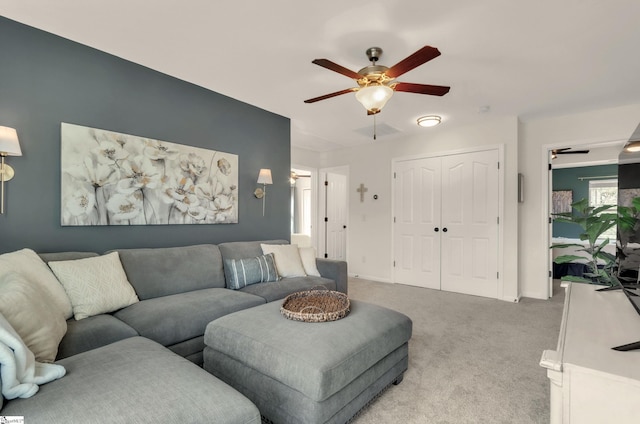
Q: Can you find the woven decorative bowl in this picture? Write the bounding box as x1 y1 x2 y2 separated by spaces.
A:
281 286 350 323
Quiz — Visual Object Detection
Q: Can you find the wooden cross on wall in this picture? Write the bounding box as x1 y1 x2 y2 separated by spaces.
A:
357 183 368 202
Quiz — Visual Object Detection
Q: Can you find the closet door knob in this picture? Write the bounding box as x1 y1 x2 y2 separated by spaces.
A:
434 227 439 232
442 228 448 232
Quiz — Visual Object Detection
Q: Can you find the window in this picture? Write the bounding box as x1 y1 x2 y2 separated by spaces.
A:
589 179 618 240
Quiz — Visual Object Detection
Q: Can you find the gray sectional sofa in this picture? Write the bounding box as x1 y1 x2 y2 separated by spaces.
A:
1 240 348 423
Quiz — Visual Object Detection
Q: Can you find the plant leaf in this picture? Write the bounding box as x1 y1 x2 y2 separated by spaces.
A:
560 275 593 283
550 243 589 249
553 255 588 264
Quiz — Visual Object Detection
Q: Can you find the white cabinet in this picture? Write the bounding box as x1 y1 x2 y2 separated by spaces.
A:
540 283 640 424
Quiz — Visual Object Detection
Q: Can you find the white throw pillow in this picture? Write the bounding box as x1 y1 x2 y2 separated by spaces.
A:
0 271 68 363
261 244 306 278
298 247 321 277
49 252 139 320
0 248 73 319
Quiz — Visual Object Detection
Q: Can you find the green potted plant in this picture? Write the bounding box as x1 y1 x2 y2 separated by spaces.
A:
551 198 620 286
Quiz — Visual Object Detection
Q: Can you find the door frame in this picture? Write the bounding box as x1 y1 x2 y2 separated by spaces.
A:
541 139 626 298
291 164 319 252
392 144 505 299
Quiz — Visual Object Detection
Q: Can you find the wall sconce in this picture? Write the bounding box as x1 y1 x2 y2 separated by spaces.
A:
254 168 273 216
0 126 22 214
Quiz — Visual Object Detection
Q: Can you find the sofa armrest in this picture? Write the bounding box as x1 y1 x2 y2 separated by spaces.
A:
316 259 348 294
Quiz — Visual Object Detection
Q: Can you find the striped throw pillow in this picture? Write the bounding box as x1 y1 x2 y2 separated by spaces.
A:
224 253 280 290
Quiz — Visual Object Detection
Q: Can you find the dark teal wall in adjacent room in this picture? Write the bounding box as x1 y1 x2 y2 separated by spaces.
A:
0 17 291 254
552 164 618 238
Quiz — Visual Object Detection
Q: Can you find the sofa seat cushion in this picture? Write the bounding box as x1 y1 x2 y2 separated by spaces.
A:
56 314 139 360
114 288 265 347
239 276 336 302
1 337 260 424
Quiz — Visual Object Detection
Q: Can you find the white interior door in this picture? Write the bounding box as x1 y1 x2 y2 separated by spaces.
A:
440 150 499 298
393 157 441 290
323 171 347 260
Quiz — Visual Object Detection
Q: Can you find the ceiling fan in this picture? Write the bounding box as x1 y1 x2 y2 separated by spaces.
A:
551 148 590 159
304 46 450 115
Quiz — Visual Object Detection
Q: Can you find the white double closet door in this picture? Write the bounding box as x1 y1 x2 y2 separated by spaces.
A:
393 149 499 298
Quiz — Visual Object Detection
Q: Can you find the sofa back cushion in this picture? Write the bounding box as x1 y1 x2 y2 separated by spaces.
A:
113 244 225 300
218 240 288 261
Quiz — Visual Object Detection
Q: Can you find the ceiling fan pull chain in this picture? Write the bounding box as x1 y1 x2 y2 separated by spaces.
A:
373 113 377 140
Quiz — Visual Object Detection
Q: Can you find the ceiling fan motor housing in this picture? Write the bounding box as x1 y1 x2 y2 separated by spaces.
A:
366 47 383 62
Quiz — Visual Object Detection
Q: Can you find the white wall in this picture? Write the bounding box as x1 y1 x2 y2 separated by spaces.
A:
294 116 520 301
293 104 640 301
519 103 640 299
291 146 321 168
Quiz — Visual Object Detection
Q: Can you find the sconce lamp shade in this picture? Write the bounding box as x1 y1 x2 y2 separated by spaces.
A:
355 85 393 113
0 126 21 156
257 169 273 185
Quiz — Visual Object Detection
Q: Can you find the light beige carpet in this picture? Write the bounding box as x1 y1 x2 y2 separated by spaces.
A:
348 278 564 424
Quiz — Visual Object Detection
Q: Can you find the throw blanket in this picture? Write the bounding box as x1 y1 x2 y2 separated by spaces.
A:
0 313 66 399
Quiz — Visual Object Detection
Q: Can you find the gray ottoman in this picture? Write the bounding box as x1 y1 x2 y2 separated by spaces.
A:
203 300 412 424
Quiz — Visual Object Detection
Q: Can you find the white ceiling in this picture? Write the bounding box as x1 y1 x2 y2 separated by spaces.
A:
1 0 640 152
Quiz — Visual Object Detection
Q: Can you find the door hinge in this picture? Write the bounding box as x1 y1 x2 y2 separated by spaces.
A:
497 162 500 170
393 216 396 223
394 172 396 179
548 217 552 224
497 271 499 279
324 253 328 258
324 217 328 222
549 270 552 278
393 261 396 267
324 180 328 186
548 163 552 171
497 216 499 224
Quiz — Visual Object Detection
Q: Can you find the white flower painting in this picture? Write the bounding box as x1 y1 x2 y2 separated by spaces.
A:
61 123 238 226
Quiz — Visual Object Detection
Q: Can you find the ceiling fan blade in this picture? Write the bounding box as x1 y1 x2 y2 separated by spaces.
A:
312 59 362 80
393 82 450 96
558 150 590 154
386 46 441 79
304 88 356 104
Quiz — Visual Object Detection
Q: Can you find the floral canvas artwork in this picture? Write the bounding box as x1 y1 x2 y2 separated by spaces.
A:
61 123 238 226
552 190 573 214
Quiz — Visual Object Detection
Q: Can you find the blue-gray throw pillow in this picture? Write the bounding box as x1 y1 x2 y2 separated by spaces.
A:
224 253 279 290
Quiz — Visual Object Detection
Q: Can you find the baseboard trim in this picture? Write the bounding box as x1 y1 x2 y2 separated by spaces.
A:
348 273 392 284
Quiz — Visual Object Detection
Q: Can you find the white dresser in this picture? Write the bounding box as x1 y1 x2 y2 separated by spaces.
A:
540 283 640 424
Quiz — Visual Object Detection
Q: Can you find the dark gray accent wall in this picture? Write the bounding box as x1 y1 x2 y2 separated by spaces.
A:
0 16 290 254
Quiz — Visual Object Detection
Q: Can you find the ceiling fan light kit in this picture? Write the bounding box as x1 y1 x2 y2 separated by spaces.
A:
417 115 442 127
355 85 393 114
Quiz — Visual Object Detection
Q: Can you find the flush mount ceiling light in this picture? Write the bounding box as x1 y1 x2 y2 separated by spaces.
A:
624 140 640 152
417 115 442 127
